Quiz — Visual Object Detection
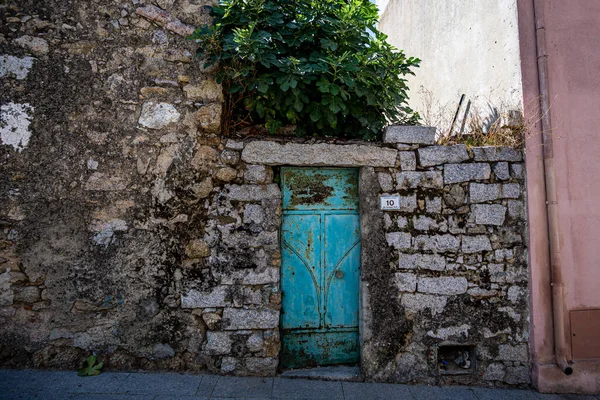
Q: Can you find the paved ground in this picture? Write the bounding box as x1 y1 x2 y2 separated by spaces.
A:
0 370 598 400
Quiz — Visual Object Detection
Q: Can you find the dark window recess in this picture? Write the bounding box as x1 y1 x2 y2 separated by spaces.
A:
437 345 477 375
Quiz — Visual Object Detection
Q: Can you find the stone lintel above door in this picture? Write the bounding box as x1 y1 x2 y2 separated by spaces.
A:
241 140 397 167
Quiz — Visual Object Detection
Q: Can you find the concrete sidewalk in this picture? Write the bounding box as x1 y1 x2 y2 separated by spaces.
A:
0 370 598 400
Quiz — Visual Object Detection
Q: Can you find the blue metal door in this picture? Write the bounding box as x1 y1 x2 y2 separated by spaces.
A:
280 168 360 368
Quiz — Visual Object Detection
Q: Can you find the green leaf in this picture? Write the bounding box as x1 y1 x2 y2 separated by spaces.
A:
293 97 304 112
257 81 269 93
310 108 321 122
87 355 96 367
229 84 243 93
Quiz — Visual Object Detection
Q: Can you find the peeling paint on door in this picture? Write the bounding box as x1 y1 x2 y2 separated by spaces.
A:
280 168 360 368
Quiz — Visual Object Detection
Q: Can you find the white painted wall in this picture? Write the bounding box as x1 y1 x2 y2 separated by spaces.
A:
378 0 523 131
374 0 389 16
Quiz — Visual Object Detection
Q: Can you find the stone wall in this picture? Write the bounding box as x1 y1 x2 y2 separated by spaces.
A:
0 0 529 388
359 126 529 386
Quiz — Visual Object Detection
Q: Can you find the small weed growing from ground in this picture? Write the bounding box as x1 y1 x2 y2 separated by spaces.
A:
77 355 103 377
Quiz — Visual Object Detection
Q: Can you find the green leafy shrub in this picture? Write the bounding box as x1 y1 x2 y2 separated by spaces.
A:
192 0 420 140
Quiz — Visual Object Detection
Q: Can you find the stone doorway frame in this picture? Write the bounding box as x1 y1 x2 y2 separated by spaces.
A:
240 139 399 373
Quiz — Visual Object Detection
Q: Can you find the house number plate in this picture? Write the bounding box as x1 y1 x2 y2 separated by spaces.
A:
380 195 401 210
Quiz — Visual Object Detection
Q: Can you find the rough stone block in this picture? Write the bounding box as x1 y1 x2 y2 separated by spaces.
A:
472 204 506 226
468 287 499 298
394 272 417 292
239 267 279 285
444 163 491 184
377 173 393 192
244 165 273 184
138 102 180 129
222 308 279 330
153 343 175 359
413 234 460 252
413 216 439 231
195 103 222 134
492 162 510 180
488 263 506 283
483 363 506 381
472 146 523 162
225 184 281 201
399 253 445 271
398 151 417 170
498 305 522 322
495 248 514 262
401 293 448 316
216 167 238 182
397 216 408 229
469 183 501 203
505 265 528 284
221 230 278 248
226 140 245 150
507 200 525 220
444 185 466 208
502 183 521 199
1 102 34 152
396 171 443 190
418 145 469 167
221 357 237 373
13 286 41 303
181 286 228 308
135 5 195 36
202 313 221 330
384 214 393 229
470 183 521 203
0 55 36 80
417 276 468 295
462 235 493 253
247 332 264 352
383 125 436 145
497 344 528 362
386 232 412 250
426 197 442 214
504 366 531 385
426 324 470 340
192 146 220 169
243 204 265 224
183 80 223 102
220 149 240 165
14 35 49 56
185 239 211 258
245 357 278 375
399 195 418 212
241 141 397 167
506 286 526 303
510 163 525 179
204 331 232 355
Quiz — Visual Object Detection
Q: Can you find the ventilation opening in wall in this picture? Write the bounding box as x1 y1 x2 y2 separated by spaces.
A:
437 344 476 375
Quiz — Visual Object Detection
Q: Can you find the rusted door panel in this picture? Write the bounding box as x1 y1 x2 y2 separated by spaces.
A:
281 167 360 368
324 214 361 329
281 331 360 368
281 214 322 330
281 168 359 211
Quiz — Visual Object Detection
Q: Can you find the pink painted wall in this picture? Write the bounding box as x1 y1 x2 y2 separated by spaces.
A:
520 0 600 394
